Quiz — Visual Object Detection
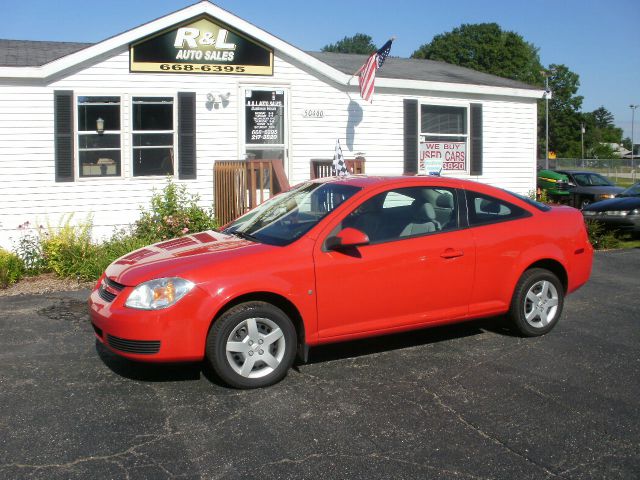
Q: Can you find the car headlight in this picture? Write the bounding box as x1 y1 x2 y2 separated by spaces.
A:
604 210 629 216
631 209 640 215
125 277 195 310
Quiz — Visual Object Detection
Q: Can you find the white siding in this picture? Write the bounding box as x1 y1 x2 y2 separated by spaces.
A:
0 47 538 248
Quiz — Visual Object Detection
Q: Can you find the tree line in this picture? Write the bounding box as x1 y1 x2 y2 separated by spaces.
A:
322 25 629 159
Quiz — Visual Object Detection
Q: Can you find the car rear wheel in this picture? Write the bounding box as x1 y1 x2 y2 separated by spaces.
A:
509 268 564 337
205 301 296 389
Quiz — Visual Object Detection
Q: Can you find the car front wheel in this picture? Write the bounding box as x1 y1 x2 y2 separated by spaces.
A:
205 301 297 389
580 198 591 209
509 268 564 337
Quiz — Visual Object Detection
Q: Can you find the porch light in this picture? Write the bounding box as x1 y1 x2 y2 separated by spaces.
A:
96 117 105 134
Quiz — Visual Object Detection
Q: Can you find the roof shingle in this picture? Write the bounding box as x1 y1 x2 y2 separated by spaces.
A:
0 39 539 91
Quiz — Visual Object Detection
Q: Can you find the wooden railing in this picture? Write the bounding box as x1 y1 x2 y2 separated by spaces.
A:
310 157 366 179
214 159 290 226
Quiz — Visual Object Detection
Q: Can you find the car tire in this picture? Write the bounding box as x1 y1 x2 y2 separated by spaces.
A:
205 301 297 389
508 268 564 337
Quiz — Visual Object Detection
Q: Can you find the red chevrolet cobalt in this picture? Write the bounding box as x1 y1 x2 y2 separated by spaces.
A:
89 176 593 388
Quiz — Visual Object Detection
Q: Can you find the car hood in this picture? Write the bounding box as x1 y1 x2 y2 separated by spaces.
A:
583 196 640 211
105 230 268 286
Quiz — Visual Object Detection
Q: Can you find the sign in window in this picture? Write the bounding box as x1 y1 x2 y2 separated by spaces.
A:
420 105 468 173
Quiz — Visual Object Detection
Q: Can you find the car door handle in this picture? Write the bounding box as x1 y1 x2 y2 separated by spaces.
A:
440 248 464 259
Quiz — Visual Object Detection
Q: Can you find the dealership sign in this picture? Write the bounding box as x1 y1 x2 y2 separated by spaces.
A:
419 141 467 173
130 16 274 75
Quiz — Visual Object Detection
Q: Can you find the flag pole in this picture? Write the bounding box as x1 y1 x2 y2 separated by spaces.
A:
347 36 396 86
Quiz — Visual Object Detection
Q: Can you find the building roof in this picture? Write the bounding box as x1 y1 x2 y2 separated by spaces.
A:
0 39 538 91
307 52 538 91
0 1 543 99
0 39 91 67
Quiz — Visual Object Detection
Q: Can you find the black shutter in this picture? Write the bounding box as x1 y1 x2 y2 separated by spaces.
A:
178 92 196 179
54 90 74 182
403 99 419 175
470 103 483 176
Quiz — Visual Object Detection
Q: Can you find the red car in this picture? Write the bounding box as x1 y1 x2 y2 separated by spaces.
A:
89 176 593 389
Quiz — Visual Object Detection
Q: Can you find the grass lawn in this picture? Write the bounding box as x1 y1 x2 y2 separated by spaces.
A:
617 234 640 249
615 178 636 188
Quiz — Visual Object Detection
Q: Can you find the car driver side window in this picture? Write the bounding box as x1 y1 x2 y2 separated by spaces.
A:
342 187 458 244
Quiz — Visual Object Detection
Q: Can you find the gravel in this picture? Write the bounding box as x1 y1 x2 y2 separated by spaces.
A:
0 273 94 297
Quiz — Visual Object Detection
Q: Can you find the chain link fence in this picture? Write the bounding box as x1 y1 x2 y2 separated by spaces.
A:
539 158 638 185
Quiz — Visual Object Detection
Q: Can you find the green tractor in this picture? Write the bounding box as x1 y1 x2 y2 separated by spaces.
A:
537 169 571 203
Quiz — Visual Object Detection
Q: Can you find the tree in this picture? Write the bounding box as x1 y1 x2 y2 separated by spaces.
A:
582 107 623 158
322 33 377 54
411 23 544 85
538 64 584 158
591 106 615 129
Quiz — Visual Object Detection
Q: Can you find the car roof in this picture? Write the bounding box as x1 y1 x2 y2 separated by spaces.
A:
308 175 520 199
310 175 466 188
556 170 605 175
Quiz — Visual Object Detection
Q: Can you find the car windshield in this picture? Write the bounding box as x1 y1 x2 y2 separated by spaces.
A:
223 182 361 246
570 172 613 187
619 183 640 197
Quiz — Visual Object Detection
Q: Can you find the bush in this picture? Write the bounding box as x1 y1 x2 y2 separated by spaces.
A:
7 179 218 283
0 249 24 289
40 215 98 280
585 220 621 250
134 178 217 243
13 222 48 275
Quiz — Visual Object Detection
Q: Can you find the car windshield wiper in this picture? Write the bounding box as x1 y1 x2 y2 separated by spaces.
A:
224 229 260 243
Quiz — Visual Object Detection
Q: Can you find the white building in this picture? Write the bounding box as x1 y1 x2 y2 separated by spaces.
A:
0 1 544 248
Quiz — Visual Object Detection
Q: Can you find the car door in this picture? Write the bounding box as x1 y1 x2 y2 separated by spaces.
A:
463 189 535 316
313 185 475 340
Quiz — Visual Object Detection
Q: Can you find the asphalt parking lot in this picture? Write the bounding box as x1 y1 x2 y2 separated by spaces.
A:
0 250 639 479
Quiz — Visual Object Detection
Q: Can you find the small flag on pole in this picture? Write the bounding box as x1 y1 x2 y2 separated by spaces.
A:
357 38 393 102
333 139 348 177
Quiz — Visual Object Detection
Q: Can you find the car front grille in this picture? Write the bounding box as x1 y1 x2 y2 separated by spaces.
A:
98 277 125 303
107 335 161 355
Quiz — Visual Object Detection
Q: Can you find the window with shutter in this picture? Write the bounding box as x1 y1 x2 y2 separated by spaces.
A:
178 92 196 180
403 99 418 175
470 103 483 176
54 90 74 182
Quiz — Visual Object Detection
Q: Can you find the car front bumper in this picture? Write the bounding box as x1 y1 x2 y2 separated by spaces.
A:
582 213 640 232
88 278 217 362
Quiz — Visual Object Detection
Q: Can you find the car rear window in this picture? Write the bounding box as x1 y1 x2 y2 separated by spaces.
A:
503 190 551 212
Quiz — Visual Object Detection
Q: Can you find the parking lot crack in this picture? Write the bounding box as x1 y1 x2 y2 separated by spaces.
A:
262 452 490 478
415 390 566 479
0 429 184 476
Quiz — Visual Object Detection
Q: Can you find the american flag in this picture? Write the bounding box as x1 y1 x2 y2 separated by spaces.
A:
333 139 348 177
358 39 393 102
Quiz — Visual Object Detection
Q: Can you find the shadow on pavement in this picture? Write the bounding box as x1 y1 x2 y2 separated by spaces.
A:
95 315 518 383
305 315 516 365
96 341 203 382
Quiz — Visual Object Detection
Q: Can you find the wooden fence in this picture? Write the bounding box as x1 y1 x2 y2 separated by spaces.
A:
214 160 289 225
310 157 366 179
214 157 366 225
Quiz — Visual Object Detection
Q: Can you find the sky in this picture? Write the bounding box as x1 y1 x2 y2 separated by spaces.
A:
2 0 639 140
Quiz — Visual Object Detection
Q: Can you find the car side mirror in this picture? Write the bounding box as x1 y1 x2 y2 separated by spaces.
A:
326 227 370 250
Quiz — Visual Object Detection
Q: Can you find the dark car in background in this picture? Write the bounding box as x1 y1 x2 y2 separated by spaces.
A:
556 170 624 209
582 182 640 233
